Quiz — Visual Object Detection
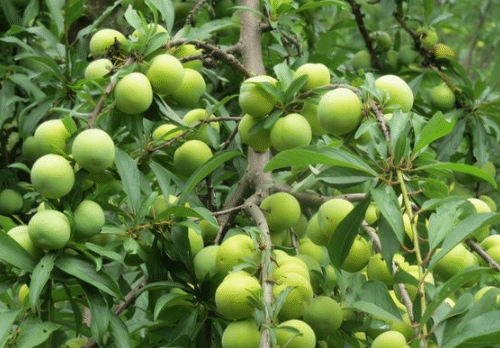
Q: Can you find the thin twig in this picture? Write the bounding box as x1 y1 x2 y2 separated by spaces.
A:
466 238 500 272
185 0 210 26
369 100 390 142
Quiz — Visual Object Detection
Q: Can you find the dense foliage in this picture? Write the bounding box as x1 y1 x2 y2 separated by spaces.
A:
1 1 500 348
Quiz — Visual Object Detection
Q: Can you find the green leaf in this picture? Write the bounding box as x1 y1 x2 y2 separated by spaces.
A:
8 74 46 100
316 166 374 186
424 0 434 18
327 195 371 269
81 284 110 346
428 212 500 269
124 5 144 31
413 111 455 157
44 0 64 38
415 162 497 188
109 315 132 348
352 281 402 323
442 309 500 348
139 280 191 294
419 178 449 199
154 292 194 320
177 150 241 205
296 0 347 12
0 230 37 272
146 0 175 33
29 254 56 310
370 185 405 243
283 74 308 104
0 308 23 348
0 80 16 129
16 317 60 348
421 266 491 326
55 254 123 299
65 0 85 28
427 200 472 249
115 147 142 215
264 145 377 176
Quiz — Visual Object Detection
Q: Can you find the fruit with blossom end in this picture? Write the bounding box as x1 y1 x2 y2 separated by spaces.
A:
371 330 410 348
317 88 363 136
72 129 115 173
169 68 206 107
260 192 301 232
221 319 261 348
28 210 71 250
146 54 184 95
237 114 271 152
276 319 316 348
238 75 278 118
374 74 414 112
31 154 75 199
429 83 455 111
89 29 126 56
173 140 213 177
115 72 153 114
73 200 105 239
303 296 343 340
417 27 438 49
270 113 312 151
215 270 262 320
293 63 330 91
85 58 113 79
34 119 71 155
216 234 259 273
0 189 23 215
316 198 354 245
8 225 40 258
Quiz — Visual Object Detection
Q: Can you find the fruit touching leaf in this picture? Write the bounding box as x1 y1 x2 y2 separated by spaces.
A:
0 230 37 272
29 253 56 310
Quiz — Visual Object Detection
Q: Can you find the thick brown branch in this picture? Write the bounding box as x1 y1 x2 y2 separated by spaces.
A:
185 0 210 27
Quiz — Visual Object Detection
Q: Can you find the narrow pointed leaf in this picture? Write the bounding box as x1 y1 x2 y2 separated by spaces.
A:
370 185 405 243
413 111 455 156
416 162 497 188
0 231 37 272
29 254 56 310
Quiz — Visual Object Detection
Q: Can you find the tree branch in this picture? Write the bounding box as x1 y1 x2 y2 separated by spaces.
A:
466 238 500 272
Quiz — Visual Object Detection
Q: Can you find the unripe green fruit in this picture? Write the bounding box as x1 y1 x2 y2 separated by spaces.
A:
468 197 492 241
351 49 372 71
480 234 500 250
301 102 326 136
18 284 30 305
341 236 371 273
273 256 310 281
237 114 271 152
371 330 410 348
22 136 46 163
89 29 126 56
8 225 40 258
221 319 261 348
417 27 438 49
433 43 455 60
183 108 219 145
303 296 343 340
273 271 314 320
171 44 203 70
28 210 71 250
72 129 115 173
173 140 213 176
293 63 330 91
434 243 478 283
480 195 497 212
216 234 258 273
169 68 206 107
398 45 418 65
316 198 354 245
238 75 278 118
306 213 328 246
73 200 105 239
276 319 316 348
84 59 113 79
152 124 182 141
188 227 204 256
115 72 153 114
292 214 309 238
146 54 185 95
260 192 301 232
193 245 219 283
34 119 71 155
31 154 75 199
0 189 23 214
298 237 329 266
374 74 414 112
198 219 219 243
270 113 312 151
365 202 380 225
215 271 262 320
429 83 455 111
370 31 392 51
60 337 89 348
366 253 393 285
317 88 363 135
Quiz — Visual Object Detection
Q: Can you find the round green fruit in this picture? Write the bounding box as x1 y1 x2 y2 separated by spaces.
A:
31 154 75 199
273 271 314 320
22 136 46 163
171 44 203 70
73 200 105 239
221 319 260 348
371 330 410 348
238 75 278 118
72 129 115 173
115 72 153 114
260 192 301 232
366 253 393 285
132 23 168 41
198 219 219 243
303 296 343 340
34 119 71 155
84 58 113 79
215 271 262 320
0 189 23 215
370 31 392 51
317 88 363 136
183 108 219 145
169 68 206 107
237 114 271 152
429 83 455 111
351 49 372 71
270 113 312 151
374 75 414 112
152 123 182 141
417 27 438 49
188 227 204 256
146 54 184 95
398 45 418 65
316 198 354 245
216 233 259 273
8 225 40 258
301 101 326 136
298 237 329 266
433 43 455 60
273 256 310 281
480 234 500 250
89 29 126 56
306 213 328 246
468 197 492 240
173 139 213 176
434 243 478 283
193 245 219 283
365 202 380 225
341 236 371 273
276 319 316 348
293 63 330 91
28 210 71 250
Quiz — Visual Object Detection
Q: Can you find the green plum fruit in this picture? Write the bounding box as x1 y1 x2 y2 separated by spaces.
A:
73 200 105 239
115 72 153 114
260 192 301 232
0 189 23 215
237 114 271 152
146 54 185 95
221 319 260 348
215 271 262 320
270 113 312 151
238 75 278 118
193 245 219 283
216 233 259 273
316 198 354 245
293 63 330 91
89 29 126 56
374 74 414 112
173 139 213 176
168 68 206 107
276 319 316 348
152 123 183 141
183 108 219 145
317 88 363 136
34 119 71 155
8 225 40 258
429 83 455 111
31 154 75 199
303 296 343 340
84 58 113 79
28 210 71 250
72 129 115 173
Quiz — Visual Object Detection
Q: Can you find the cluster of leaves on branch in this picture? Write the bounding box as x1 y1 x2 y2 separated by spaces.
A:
1 1 500 348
